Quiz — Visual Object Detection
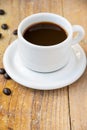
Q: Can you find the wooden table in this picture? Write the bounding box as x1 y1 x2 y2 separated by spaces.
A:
0 0 87 130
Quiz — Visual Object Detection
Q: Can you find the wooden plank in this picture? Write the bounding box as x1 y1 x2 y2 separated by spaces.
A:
0 0 21 130
0 1 17 129
0 0 72 130
63 0 87 130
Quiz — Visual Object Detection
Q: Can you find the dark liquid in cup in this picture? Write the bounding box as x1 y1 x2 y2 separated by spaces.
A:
23 22 67 46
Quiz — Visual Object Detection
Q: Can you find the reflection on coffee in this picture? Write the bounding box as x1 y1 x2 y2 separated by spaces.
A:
23 22 67 46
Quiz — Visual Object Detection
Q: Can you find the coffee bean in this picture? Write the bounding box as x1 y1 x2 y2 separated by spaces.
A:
3 88 11 96
4 73 11 79
0 9 5 15
0 68 5 74
0 33 2 38
1 24 8 30
13 29 17 35
8 127 13 130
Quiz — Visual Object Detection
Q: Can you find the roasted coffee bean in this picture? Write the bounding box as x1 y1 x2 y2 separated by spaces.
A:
1 24 8 30
0 33 2 38
4 73 11 79
0 9 5 15
3 88 11 96
13 29 17 35
8 127 13 130
0 68 5 74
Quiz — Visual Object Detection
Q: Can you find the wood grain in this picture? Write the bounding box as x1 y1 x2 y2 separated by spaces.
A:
63 0 87 130
0 0 87 130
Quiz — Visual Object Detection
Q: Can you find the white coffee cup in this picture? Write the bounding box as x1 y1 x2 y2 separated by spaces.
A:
17 13 85 72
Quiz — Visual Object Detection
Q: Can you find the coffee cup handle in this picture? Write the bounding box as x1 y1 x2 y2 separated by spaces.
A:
72 25 85 44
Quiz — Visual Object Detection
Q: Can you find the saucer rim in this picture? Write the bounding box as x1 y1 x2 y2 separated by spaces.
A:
3 40 87 90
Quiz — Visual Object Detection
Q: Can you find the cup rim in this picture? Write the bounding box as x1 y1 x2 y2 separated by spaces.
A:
18 12 73 49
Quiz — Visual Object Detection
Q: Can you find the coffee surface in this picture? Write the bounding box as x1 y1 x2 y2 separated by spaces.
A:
23 22 67 46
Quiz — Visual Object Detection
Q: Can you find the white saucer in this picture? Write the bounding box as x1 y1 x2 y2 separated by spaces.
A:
3 40 86 90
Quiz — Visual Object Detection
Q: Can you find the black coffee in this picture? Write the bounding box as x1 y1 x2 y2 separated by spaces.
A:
23 22 67 46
